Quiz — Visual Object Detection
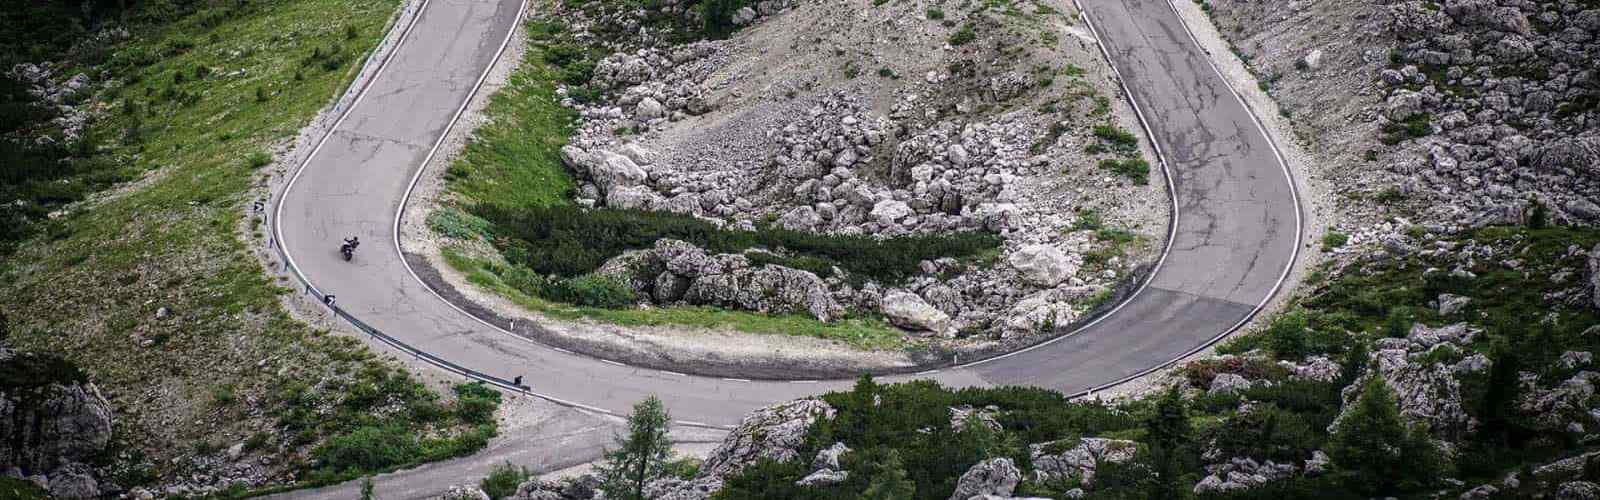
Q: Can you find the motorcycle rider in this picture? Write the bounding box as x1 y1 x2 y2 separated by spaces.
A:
341 236 360 257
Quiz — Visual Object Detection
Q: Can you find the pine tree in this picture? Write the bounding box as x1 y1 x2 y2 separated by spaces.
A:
1478 341 1522 446
860 450 915 500
1340 340 1369 385
1329 376 1444 495
599 396 674 500
1146 388 1190 499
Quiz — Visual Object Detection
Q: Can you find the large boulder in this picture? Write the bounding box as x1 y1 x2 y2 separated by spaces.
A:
683 260 843 321
0 350 114 475
880 291 952 335
1030 437 1139 485
950 458 1021 500
698 399 836 480
1008 245 1076 286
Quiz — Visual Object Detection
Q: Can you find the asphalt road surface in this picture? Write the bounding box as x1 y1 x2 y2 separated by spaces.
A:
273 0 1297 437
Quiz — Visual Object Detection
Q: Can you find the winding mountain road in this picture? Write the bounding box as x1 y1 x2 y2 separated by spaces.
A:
271 0 1299 432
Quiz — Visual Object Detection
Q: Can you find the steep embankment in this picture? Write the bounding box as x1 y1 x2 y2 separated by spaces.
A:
0 0 505 496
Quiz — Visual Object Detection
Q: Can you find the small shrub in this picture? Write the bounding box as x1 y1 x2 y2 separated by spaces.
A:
926 7 945 19
212 384 237 405
255 86 269 102
1322 231 1349 251
427 208 492 239
244 150 273 169
480 462 529 500
544 273 636 308
1098 158 1150 185
344 24 360 40
1091 124 1139 153
949 24 977 46
843 61 861 79
877 67 896 78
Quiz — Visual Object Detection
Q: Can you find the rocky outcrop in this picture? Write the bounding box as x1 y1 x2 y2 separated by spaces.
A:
796 442 851 487
1 348 114 497
1029 437 1138 485
950 458 1021 500
598 240 844 321
1520 371 1600 432
1192 457 1297 494
439 485 491 500
1332 341 1471 438
699 399 836 480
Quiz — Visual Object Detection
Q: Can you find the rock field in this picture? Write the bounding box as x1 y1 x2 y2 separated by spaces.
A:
541 0 1167 342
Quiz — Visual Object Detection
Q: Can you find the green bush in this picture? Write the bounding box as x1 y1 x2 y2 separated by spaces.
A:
1321 231 1349 251
473 205 1001 283
948 24 977 46
480 462 530 500
544 273 636 308
244 150 272 169
428 208 492 240
1091 124 1140 153
926 7 944 19
1098 158 1150 185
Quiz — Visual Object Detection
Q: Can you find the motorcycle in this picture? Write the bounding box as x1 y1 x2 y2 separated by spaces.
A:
340 238 358 261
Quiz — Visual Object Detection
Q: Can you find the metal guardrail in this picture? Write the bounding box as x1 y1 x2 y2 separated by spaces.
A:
260 0 536 398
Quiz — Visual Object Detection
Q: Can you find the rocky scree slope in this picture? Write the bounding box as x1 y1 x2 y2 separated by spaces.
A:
1198 0 1600 254
472 0 1165 345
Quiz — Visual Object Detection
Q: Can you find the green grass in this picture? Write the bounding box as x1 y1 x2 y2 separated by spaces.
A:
0 477 48 500
441 22 580 211
1321 231 1349 251
1097 158 1149 185
0 0 501 490
442 248 910 350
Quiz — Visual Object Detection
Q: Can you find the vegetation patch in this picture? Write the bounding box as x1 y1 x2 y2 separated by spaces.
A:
0 0 504 491
474 205 1002 283
440 248 911 350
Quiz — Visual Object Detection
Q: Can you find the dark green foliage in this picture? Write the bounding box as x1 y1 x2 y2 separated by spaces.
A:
1327 377 1446 495
480 462 531 500
1146 389 1191 498
475 205 1001 283
454 382 502 425
542 273 636 308
1091 124 1140 154
599 396 675 500
1528 201 1548 229
948 24 977 46
1098 158 1150 185
860 450 916 500
700 0 752 40
0 349 88 392
292 378 501 485
1379 113 1432 144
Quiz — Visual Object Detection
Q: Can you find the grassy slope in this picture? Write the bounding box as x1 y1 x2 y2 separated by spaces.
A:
0 0 497 492
431 20 910 350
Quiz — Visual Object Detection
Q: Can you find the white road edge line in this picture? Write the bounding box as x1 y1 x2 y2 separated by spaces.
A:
267 0 650 422
721 378 752 383
1069 0 1305 397
949 2 1183 371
